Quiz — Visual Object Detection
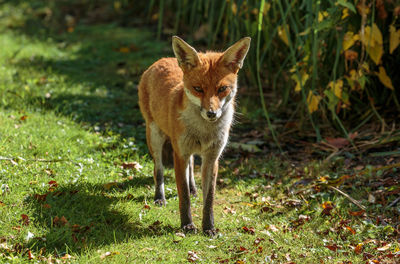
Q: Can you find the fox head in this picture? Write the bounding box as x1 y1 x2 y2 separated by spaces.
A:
172 36 251 122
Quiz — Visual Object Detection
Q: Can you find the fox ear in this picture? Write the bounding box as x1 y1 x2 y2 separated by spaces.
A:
172 36 200 70
222 37 251 72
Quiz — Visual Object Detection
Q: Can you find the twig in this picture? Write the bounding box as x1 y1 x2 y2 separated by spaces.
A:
328 186 366 211
387 197 400 208
323 150 342 164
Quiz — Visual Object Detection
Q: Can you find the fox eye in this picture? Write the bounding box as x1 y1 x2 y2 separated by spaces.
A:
218 86 229 93
193 86 203 93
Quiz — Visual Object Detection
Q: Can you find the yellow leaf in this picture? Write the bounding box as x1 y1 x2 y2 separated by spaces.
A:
389 25 400 54
361 23 383 46
376 66 394 90
341 8 349 19
345 69 358 91
328 80 343 99
318 11 328 22
231 2 237 15
343 32 359 51
277 24 290 46
307 91 322 113
366 43 384 65
291 72 309 92
360 24 384 64
370 23 383 45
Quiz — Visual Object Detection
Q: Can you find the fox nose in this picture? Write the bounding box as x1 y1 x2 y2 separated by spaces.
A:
206 110 217 119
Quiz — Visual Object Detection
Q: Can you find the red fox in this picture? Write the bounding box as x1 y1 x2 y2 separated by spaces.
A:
138 36 250 235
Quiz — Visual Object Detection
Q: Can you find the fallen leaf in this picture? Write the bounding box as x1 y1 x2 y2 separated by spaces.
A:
349 210 365 216
48 180 58 188
354 243 363 254
61 254 72 259
20 115 28 121
175 232 185 238
188 251 200 262
121 162 142 171
100 251 120 260
20 214 30 226
223 207 236 215
27 250 34 260
238 246 247 252
325 137 349 149
42 203 51 209
45 169 54 176
25 231 34 241
265 224 279 232
368 194 376 203
53 216 68 227
377 243 391 251
0 201 5 207
254 238 265 245
242 226 255 235
325 244 339 252
345 225 356 235
12 226 21 231
34 193 47 201
322 201 334 216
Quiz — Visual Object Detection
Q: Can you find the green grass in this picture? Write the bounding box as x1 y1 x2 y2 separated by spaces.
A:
1 3 400 263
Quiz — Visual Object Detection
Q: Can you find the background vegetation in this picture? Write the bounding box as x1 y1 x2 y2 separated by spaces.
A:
5 0 399 144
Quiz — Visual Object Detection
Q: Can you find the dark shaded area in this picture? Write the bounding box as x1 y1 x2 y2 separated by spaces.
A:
26 179 176 254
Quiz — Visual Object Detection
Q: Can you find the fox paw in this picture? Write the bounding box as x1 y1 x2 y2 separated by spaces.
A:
182 223 197 234
154 198 166 206
203 228 218 237
189 188 198 197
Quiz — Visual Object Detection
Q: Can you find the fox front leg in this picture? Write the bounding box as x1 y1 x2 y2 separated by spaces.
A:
201 154 219 236
173 152 197 233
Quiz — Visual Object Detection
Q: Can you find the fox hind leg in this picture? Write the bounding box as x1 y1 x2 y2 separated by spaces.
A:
147 122 167 206
188 155 197 196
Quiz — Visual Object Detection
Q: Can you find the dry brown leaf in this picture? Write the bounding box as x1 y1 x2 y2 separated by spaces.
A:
20 214 30 226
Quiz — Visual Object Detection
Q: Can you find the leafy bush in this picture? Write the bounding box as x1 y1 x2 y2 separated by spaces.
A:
150 0 400 141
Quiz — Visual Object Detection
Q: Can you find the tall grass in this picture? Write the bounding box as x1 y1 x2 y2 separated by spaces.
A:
150 0 400 141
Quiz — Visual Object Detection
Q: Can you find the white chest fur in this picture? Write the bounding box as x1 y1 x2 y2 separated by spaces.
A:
178 102 233 157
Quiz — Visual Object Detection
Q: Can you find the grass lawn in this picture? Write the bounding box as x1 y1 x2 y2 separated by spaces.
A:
1 2 400 263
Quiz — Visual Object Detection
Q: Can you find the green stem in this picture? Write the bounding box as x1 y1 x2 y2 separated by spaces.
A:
256 0 283 153
157 0 164 40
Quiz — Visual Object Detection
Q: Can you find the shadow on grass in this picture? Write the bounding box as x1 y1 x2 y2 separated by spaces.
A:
26 179 176 254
